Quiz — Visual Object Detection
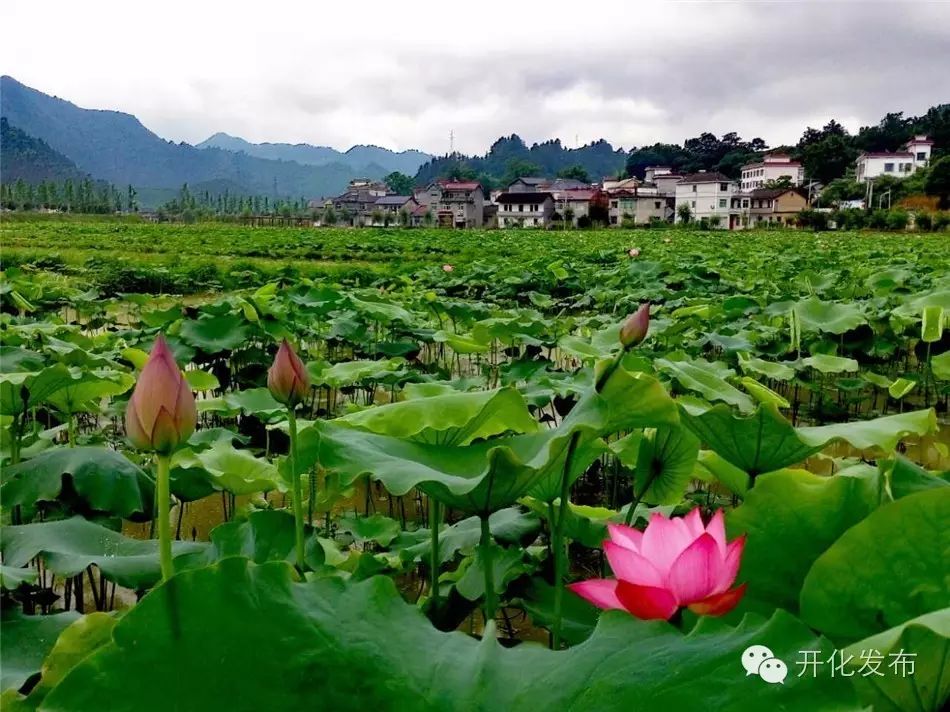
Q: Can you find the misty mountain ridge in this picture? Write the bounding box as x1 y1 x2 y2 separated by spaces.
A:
196 132 431 175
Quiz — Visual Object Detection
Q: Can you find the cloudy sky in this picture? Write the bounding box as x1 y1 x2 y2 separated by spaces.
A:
2 1 948 155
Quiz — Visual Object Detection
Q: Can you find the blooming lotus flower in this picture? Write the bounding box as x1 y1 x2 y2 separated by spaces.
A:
267 339 310 406
628 247 640 257
125 335 196 455
569 509 746 620
442 264 454 272
619 303 650 348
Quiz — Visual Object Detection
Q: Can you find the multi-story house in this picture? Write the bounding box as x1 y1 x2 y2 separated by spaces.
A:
855 135 933 182
740 154 805 190
424 180 485 227
372 195 419 223
496 192 554 228
507 177 549 193
674 172 737 228
608 190 674 226
551 188 608 226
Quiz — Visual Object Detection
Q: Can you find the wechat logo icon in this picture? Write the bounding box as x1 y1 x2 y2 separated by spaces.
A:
742 645 788 684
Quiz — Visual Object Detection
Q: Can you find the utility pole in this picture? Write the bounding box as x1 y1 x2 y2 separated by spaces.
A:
449 130 455 155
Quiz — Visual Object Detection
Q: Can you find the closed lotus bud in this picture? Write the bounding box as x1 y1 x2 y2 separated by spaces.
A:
125 335 197 454
267 339 310 406
628 247 640 257
620 303 650 348
442 264 454 273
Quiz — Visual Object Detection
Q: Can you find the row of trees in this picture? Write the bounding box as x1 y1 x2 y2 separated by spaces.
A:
158 184 314 219
0 178 135 213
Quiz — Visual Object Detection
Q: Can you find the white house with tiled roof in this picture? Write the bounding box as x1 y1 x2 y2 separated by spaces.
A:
740 154 804 190
674 171 737 228
855 135 933 182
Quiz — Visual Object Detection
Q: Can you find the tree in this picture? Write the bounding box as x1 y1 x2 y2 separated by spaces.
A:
563 206 575 229
800 134 858 184
423 209 434 227
557 165 590 183
322 206 337 226
925 155 950 209
398 208 410 227
384 172 414 195
677 203 693 223
370 208 384 226
764 176 794 189
502 159 543 186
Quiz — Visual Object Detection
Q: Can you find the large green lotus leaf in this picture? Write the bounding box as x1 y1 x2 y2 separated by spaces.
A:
656 357 754 412
800 489 950 641
396 508 541 565
0 610 79 693
0 517 206 590
794 297 867 334
797 409 938 454
309 358 406 388
347 295 414 324
0 364 77 416
337 387 538 445
0 564 38 590
7 612 117 710
611 424 700 505
886 456 950 499
338 513 402 547
692 450 751 497
932 350 950 381
737 355 797 381
517 576 600 645
727 467 884 613
455 543 533 601
221 388 284 418
1 447 155 521
43 370 134 415
295 421 595 513
842 608 950 712
179 312 251 353
560 357 679 436
433 330 490 354
177 509 324 571
42 559 859 711
680 403 822 475
171 440 280 496
802 354 859 374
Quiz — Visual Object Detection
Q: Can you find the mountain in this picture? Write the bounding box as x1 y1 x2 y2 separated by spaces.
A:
196 133 430 175
0 76 381 204
0 117 89 183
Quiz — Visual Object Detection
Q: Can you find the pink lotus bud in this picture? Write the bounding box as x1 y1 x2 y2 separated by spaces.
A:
619 303 650 348
442 264 454 273
125 334 197 454
568 509 746 620
627 248 640 257
267 339 310 406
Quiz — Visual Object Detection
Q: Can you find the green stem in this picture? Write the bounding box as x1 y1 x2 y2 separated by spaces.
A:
287 408 305 572
480 513 496 627
552 431 581 650
156 454 173 582
429 499 441 604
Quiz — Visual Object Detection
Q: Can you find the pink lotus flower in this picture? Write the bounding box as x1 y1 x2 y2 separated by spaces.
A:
442 264 454 272
125 335 196 454
619 303 650 348
267 339 311 406
569 509 746 620
628 248 640 257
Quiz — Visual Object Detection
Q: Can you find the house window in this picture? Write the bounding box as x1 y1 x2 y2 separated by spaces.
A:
917 152 926 161
518 204 524 212
719 183 728 191
654 201 661 209
742 199 749 208
691 201 696 208
884 163 894 172
718 199 727 208
692 185 697 193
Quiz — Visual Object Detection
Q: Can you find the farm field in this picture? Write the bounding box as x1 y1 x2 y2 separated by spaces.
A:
1 215 949 711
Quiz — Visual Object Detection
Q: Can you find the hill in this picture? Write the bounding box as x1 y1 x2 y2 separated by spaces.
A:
0 117 89 184
0 76 380 201
196 133 430 175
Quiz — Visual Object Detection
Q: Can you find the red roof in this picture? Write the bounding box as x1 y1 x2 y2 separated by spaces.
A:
559 189 598 201
904 138 934 146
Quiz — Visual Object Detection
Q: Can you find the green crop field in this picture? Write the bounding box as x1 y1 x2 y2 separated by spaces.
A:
2 215 948 711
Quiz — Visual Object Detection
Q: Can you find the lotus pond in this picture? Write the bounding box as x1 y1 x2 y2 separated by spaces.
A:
1 218 948 711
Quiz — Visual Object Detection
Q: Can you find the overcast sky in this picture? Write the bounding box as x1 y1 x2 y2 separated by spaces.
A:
2 1 948 155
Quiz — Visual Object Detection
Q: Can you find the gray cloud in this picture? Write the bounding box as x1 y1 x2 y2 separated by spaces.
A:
1 0 947 155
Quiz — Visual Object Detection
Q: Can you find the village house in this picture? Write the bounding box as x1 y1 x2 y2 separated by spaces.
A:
674 171 737 228
608 190 674 226
550 188 608 226
373 195 418 223
507 177 549 192
423 180 485 227
496 192 554 228
740 153 805 190
855 135 933 182
728 188 807 229
645 166 684 195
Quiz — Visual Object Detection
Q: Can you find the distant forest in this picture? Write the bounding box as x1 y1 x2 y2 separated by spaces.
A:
415 104 949 189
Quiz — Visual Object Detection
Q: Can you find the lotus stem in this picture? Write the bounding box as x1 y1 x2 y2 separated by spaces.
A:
480 513 496 627
156 453 173 582
429 498 441 605
287 408 306 572
553 431 581 650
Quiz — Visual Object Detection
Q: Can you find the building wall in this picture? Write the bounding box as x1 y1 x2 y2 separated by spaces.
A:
856 155 921 182
674 181 735 227
497 199 553 228
740 163 805 190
